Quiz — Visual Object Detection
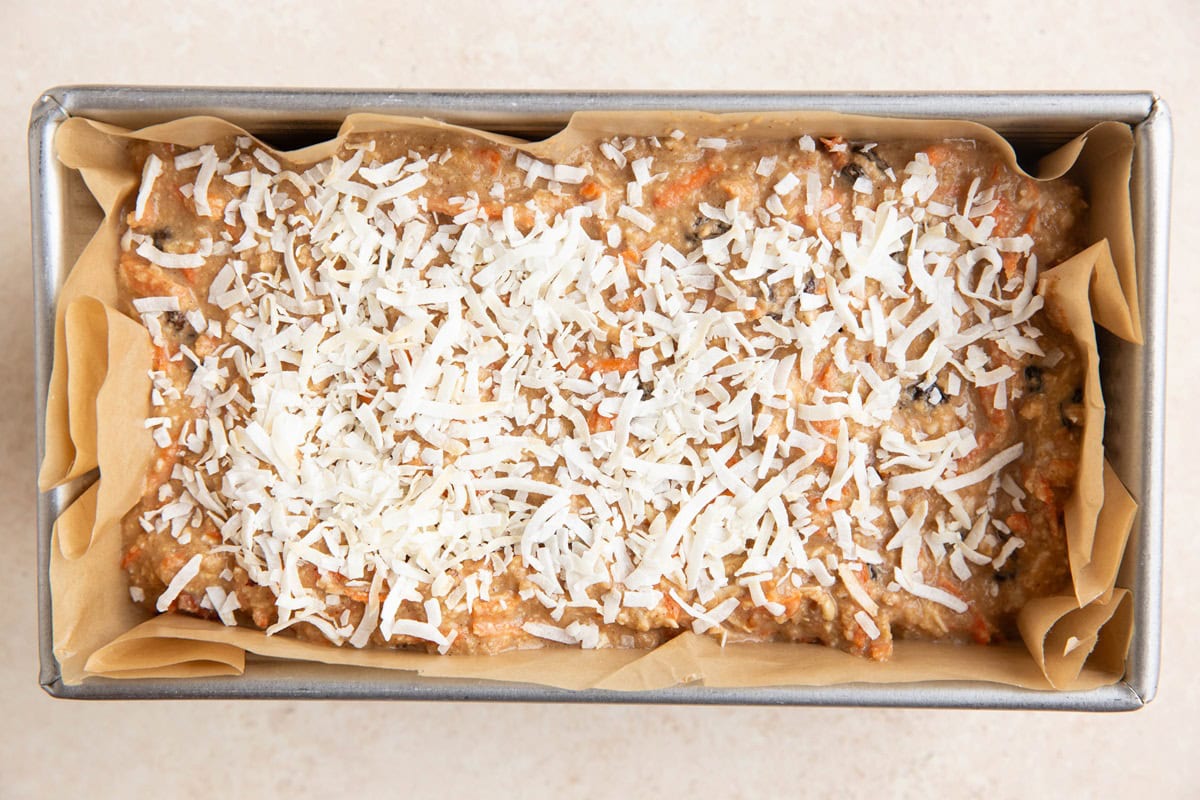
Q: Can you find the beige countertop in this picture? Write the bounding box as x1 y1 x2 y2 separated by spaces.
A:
3 1 1196 796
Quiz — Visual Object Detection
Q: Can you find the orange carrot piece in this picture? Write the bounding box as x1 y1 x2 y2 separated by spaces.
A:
994 198 1040 279
810 419 837 437
935 575 965 601
851 624 868 652
344 587 371 604
1032 476 1056 505
587 406 614 434
477 147 502 173
652 162 722 209
120 545 142 571
991 197 1016 234
819 136 850 170
1001 253 1022 279
659 590 684 624
970 612 992 645
1005 512 1031 535
921 144 952 166
151 345 171 370
585 356 639 376
816 360 836 390
1022 213 1038 235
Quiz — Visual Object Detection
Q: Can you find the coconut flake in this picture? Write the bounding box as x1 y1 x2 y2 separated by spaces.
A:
133 154 163 222
155 554 203 612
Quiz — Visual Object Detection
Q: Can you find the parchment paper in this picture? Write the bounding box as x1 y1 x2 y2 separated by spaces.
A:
43 110 1142 691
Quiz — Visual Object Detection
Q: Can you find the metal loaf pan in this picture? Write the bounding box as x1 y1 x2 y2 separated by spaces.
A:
29 87 1171 708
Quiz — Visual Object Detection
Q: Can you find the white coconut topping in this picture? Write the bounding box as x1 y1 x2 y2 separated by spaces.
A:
133 296 181 314
617 204 655 232
156 554 203 612
133 154 163 222
854 610 881 640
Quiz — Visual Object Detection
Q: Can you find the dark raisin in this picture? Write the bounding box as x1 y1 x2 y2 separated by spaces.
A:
994 553 1019 583
867 564 879 581
1024 365 1044 393
1060 404 1083 431
802 276 817 294
840 163 866 184
1060 386 1085 431
908 383 945 406
151 228 173 249
163 310 188 331
690 216 731 243
853 144 890 172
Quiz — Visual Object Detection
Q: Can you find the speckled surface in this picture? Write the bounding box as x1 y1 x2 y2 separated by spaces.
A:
4 1 1196 796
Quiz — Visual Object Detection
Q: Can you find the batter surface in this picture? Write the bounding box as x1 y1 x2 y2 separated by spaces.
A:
117 126 1085 658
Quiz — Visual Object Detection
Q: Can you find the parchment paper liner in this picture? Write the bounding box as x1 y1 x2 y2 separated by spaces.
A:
42 110 1142 691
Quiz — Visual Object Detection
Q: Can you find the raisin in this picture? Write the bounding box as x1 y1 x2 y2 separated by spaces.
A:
161 310 199 353
1060 386 1085 431
688 215 731 244
151 228 173 249
867 564 879 581
908 383 945 406
1060 404 1083 431
994 553 1019 583
840 163 866 184
1024 365 1044 393
853 144 890 172
802 276 817 294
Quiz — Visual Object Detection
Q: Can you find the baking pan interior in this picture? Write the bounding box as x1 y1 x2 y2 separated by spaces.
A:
31 89 1167 708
